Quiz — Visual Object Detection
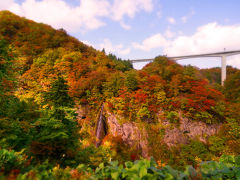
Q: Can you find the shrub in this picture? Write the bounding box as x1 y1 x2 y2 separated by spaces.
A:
0 149 25 174
179 140 211 168
166 111 179 124
208 136 225 155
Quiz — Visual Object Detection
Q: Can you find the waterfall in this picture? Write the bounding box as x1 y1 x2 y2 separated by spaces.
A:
95 104 107 147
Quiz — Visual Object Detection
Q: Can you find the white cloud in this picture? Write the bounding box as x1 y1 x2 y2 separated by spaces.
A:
2 0 110 32
167 17 176 25
112 0 153 21
131 22 240 68
0 0 15 10
181 10 195 24
164 29 175 39
82 40 94 47
178 31 184 35
120 21 131 30
181 16 187 24
0 0 21 13
228 55 240 68
0 0 154 32
99 39 115 53
163 22 240 68
119 48 131 55
156 11 162 19
164 22 240 56
99 39 131 55
132 33 169 51
0 1 9 9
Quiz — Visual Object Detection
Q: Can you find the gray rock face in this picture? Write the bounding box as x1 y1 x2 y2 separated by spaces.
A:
106 112 149 158
76 105 90 120
76 105 221 157
106 111 221 155
163 113 221 147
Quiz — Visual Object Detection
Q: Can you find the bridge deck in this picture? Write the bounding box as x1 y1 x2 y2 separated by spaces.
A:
130 50 240 63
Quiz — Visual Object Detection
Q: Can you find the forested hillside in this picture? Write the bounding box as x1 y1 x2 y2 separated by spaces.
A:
1 11 240 179
200 66 239 85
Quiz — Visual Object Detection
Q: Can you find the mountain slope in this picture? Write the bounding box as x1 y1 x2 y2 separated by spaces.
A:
1 11 240 171
0 10 132 105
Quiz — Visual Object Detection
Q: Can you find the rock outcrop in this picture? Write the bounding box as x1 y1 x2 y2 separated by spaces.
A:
76 105 221 157
106 111 221 155
76 104 90 120
163 112 221 147
106 112 149 158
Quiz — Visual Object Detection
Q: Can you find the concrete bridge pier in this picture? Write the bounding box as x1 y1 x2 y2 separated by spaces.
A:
221 55 226 86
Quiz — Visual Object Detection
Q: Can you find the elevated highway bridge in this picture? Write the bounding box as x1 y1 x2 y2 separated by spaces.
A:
130 50 240 86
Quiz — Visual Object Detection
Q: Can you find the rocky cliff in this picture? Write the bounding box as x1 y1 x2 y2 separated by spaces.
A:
162 112 221 147
77 105 222 158
106 112 149 158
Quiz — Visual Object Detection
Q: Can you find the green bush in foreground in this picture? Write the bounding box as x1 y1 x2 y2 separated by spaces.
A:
200 154 240 179
1 149 240 180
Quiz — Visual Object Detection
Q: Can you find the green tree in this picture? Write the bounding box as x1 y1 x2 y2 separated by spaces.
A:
179 140 211 168
0 39 14 99
224 71 240 103
44 76 74 108
108 53 133 72
0 40 37 151
208 136 225 155
125 70 138 91
103 72 124 97
31 77 80 164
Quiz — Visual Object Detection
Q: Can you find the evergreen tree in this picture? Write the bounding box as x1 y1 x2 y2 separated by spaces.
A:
0 39 14 117
31 77 80 163
44 76 74 108
0 40 36 151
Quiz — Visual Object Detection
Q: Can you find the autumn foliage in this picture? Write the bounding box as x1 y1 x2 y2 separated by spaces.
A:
1 10 240 178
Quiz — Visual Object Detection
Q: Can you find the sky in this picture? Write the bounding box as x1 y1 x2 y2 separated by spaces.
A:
1 0 240 69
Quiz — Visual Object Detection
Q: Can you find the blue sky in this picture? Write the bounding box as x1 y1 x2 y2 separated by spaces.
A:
1 0 240 69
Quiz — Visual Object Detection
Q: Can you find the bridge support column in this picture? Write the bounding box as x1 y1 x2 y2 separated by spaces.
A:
221 55 226 86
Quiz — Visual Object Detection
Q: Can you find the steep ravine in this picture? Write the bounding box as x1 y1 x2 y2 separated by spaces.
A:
77 105 222 158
